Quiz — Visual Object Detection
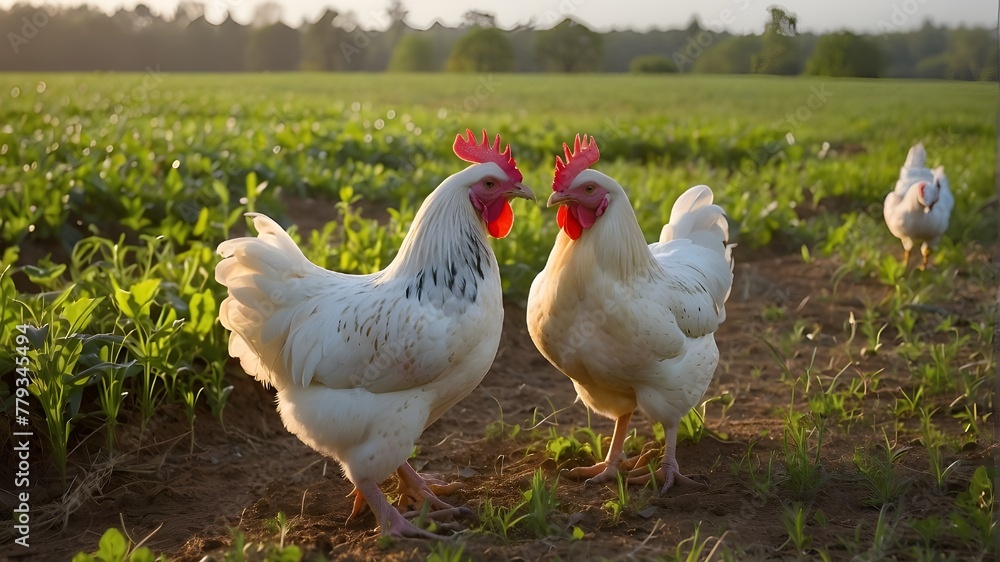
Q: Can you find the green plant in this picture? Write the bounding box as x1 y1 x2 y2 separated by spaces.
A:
852 430 911 508
893 386 924 419
427 540 470 562
71 528 156 562
781 409 824 498
19 288 105 480
223 527 302 562
263 512 294 550
951 466 995 547
545 426 599 464
781 503 812 555
521 469 561 538
484 399 521 442
670 522 725 562
603 472 631 524
476 497 528 541
735 442 781 498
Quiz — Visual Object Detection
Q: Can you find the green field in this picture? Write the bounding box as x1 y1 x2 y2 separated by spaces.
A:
0 74 996 560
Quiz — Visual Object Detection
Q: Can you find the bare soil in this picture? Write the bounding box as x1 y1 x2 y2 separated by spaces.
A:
4 243 996 561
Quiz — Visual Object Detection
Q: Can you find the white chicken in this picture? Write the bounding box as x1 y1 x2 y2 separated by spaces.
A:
883 142 954 269
215 130 534 538
527 135 734 493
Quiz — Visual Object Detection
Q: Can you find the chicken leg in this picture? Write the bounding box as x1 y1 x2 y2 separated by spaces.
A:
625 425 708 494
919 244 932 270
394 462 470 519
563 412 657 485
563 412 633 483
346 462 469 525
353 479 445 538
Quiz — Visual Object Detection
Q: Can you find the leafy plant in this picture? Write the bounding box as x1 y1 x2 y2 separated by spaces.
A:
781 502 812 555
521 469 561 538
852 431 911 508
71 528 156 562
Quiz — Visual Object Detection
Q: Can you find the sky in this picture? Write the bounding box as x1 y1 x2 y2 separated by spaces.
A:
7 0 997 33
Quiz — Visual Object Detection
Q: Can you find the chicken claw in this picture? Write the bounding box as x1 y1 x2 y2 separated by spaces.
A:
626 426 708 494
395 462 471 518
345 487 368 523
353 480 450 539
567 441 658 485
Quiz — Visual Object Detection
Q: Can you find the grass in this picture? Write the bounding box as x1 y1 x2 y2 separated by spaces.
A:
3 73 996 559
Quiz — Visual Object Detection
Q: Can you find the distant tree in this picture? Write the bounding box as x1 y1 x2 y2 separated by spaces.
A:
446 27 514 72
216 15 249 71
945 26 997 80
301 9 347 70
462 10 496 28
181 16 217 71
389 34 436 71
246 22 301 71
806 31 885 77
251 2 282 27
629 54 677 73
693 35 760 74
174 1 204 26
913 54 950 78
535 18 603 72
752 5 800 75
381 0 409 60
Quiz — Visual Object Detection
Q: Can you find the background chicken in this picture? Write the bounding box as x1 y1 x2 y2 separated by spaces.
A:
215 130 534 537
527 135 734 493
883 142 954 269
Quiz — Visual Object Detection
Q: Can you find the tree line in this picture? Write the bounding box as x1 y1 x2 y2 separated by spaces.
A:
0 2 995 80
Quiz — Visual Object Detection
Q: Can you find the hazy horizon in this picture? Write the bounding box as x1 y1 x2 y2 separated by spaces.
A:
1 0 996 34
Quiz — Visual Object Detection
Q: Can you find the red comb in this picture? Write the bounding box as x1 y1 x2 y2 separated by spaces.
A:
453 129 523 183
552 134 600 192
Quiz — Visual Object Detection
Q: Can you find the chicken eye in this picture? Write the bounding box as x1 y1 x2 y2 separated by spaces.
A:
484 180 495 189
585 185 595 194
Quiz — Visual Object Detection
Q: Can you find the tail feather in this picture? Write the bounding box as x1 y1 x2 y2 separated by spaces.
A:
903 142 927 169
660 185 731 254
216 213 315 389
656 185 735 321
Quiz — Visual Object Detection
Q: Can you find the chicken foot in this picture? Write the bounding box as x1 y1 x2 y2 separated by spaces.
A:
563 413 706 494
395 462 471 519
625 425 708 494
351 479 447 539
346 462 470 528
563 412 650 484
919 245 932 270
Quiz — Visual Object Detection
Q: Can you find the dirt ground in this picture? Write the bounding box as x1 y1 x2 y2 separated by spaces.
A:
4 228 996 561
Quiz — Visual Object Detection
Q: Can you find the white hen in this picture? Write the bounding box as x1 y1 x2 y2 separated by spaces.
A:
527 135 734 493
883 142 954 269
215 130 534 537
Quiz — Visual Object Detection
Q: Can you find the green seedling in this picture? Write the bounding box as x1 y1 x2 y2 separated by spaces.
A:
852 430 911 508
476 497 528 541
522 469 560 538
603 472 630 525
70 528 156 562
951 466 995 548
263 512 294 549
781 502 812 555
427 540 470 562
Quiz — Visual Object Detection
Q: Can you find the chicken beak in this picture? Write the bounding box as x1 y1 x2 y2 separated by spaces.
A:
546 191 574 208
508 182 536 201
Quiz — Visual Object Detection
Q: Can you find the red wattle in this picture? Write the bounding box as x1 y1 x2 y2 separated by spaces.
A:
488 200 514 238
557 205 582 240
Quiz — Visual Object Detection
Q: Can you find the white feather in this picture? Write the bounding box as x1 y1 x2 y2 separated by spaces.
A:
215 164 507 512
528 179 734 426
884 143 954 252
